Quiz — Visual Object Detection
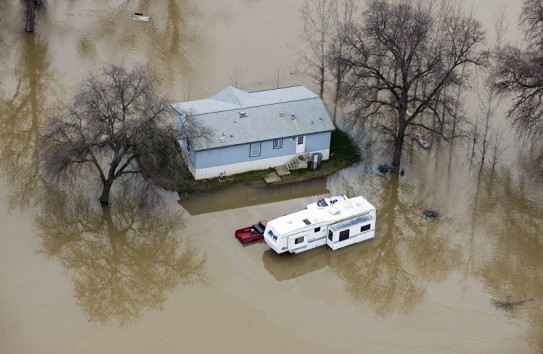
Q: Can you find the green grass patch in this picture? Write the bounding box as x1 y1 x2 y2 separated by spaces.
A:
330 128 361 164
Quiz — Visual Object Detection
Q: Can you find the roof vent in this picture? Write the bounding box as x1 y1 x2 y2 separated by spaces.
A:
220 132 225 143
328 207 340 215
279 112 284 117
239 111 247 118
291 113 296 119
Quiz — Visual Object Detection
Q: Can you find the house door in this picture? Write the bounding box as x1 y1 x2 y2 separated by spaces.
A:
295 136 305 154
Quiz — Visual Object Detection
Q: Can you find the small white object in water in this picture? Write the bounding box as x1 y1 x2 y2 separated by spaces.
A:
132 13 151 22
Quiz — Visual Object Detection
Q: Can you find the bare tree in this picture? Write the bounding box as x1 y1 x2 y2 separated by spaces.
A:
337 0 487 167
40 64 208 205
493 0 543 142
489 127 507 172
477 80 499 162
22 0 47 33
519 0 543 49
273 70 281 89
297 0 334 98
472 6 508 163
230 66 243 88
327 0 356 123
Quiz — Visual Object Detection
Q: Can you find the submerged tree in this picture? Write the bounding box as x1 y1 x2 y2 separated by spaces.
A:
493 0 543 142
327 0 356 123
22 0 47 33
41 64 208 205
336 0 487 167
297 0 334 98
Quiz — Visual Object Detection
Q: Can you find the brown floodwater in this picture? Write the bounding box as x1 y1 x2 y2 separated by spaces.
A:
1 1 542 353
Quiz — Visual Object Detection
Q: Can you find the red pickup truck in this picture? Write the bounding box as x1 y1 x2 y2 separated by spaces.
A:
235 220 268 244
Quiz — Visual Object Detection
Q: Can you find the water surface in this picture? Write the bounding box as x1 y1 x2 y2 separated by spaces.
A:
1 1 542 353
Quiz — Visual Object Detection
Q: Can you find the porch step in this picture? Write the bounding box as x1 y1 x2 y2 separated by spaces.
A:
275 165 291 176
285 156 300 170
285 154 310 170
263 172 281 184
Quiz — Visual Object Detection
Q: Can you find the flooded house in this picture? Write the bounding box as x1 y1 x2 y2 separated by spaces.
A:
171 86 335 180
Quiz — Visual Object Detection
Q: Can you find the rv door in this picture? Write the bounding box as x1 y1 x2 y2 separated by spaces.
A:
288 233 308 253
326 229 334 249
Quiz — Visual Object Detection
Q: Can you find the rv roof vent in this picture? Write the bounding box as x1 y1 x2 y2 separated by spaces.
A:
279 112 284 117
303 219 311 225
328 208 340 215
239 111 247 118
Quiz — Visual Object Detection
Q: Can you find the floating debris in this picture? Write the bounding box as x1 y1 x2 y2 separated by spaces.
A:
414 134 431 149
491 298 533 310
423 210 438 218
132 12 151 22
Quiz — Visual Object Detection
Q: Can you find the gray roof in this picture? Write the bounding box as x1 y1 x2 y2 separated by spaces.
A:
171 86 335 151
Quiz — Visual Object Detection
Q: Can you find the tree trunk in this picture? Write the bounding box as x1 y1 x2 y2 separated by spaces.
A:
319 66 325 99
25 0 36 33
100 180 113 205
332 72 341 124
392 120 407 168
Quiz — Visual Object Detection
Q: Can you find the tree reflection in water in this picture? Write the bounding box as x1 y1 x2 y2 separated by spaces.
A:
472 166 543 350
36 180 207 325
328 171 463 316
263 170 464 316
0 33 53 210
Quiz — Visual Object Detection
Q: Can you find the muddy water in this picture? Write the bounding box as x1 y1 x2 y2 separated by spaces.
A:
1 1 542 353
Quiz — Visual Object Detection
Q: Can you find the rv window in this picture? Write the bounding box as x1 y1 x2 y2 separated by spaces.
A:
314 227 321 232
317 199 328 207
295 237 304 244
328 230 333 241
268 230 277 241
339 229 350 241
361 224 371 232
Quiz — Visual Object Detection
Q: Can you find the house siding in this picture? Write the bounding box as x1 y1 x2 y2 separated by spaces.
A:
193 131 330 169
305 131 331 153
185 131 332 179
190 149 330 180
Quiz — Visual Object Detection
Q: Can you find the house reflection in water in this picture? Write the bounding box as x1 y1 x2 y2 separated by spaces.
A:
178 177 329 215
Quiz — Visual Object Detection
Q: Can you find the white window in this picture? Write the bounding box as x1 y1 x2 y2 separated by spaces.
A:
273 138 283 149
297 136 304 145
250 142 261 157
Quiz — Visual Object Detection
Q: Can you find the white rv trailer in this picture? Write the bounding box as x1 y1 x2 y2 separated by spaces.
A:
263 196 376 254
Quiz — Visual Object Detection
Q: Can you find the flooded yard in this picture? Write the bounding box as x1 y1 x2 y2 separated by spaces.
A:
1 1 542 353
